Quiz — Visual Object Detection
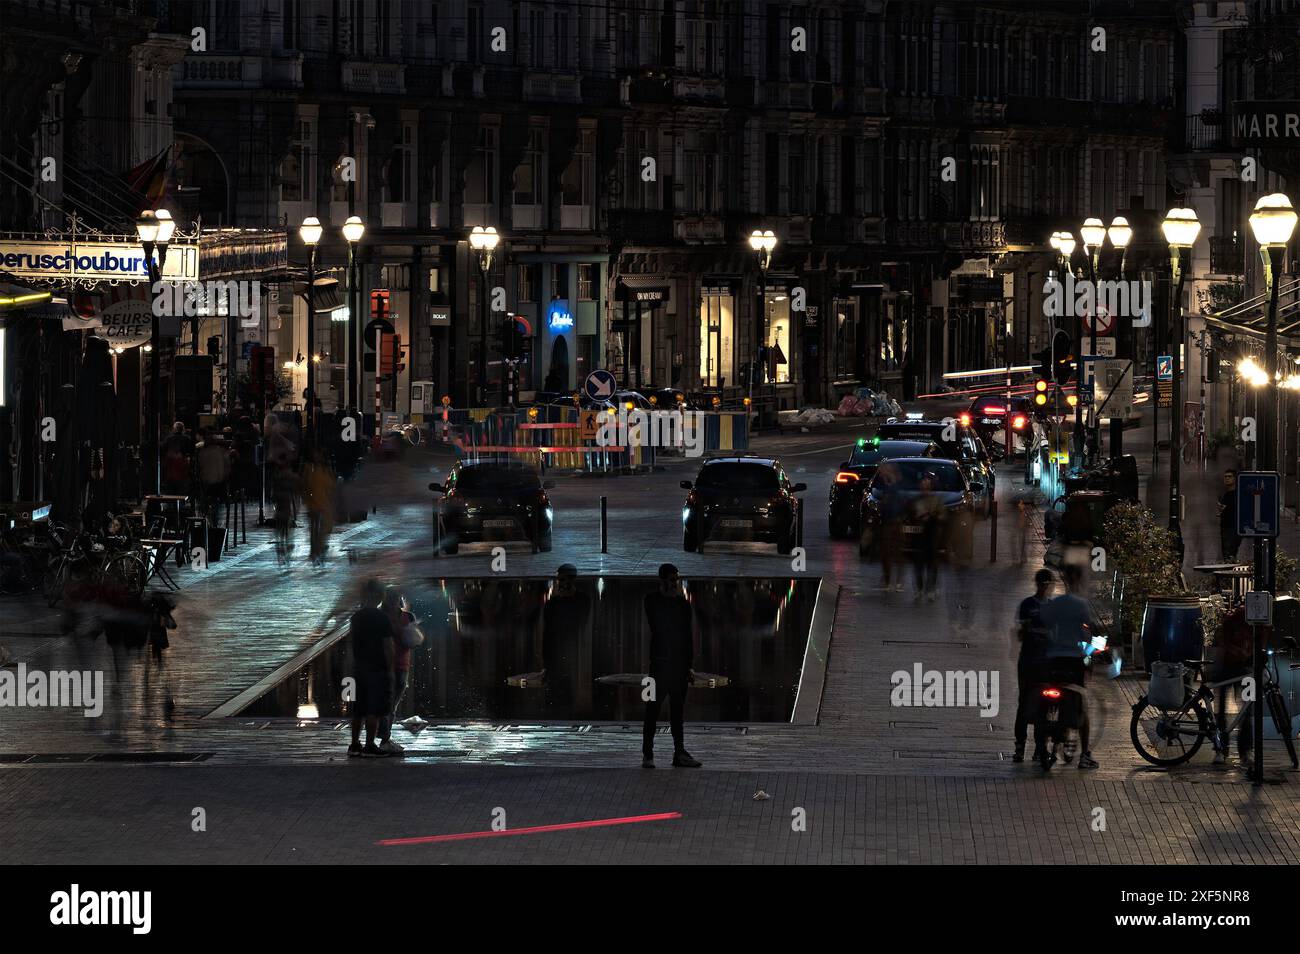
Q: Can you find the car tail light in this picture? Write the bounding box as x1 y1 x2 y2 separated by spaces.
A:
1011 415 1027 430
834 471 858 484
1040 687 1062 699
983 406 1006 415
959 413 972 426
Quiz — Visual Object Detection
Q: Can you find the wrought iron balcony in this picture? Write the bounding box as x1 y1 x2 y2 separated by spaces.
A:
1209 235 1244 275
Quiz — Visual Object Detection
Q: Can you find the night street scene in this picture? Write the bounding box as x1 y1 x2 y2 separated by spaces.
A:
5 0 1300 927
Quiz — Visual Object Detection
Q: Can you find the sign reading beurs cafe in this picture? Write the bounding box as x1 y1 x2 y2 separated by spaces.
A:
1231 101 1300 146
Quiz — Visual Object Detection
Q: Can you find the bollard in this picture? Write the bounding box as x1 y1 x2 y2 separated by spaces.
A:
989 498 998 563
600 496 608 553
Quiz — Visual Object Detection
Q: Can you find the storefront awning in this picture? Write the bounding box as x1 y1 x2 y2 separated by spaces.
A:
294 277 347 315
0 278 53 312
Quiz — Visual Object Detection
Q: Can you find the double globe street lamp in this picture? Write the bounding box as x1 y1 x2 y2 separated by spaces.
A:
299 216 324 445
342 215 365 414
1159 206 1201 551
748 229 778 428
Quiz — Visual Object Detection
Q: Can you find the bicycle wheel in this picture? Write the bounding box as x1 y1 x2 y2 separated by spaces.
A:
1266 687 1300 769
405 425 423 447
1130 695 1210 767
42 556 69 608
102 553 146 597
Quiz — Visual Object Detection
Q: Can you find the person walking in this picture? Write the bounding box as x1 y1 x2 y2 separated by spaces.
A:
539 564 591 713
301 447 337 567
195 429 232 526
1012 569 1055 763
945 501 975 629
377 586 417 755
910 474 944 602
1217 469 1240 562
876 462 905 592
348 579 395 758
161 421 193 496
641 563 701 769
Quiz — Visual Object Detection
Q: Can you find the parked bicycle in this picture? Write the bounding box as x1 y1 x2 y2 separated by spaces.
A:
42 521 147 608
1130 645 1300 769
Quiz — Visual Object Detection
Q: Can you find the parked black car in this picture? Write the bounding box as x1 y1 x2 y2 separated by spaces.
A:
680 457 806 554
857 458 975 559
429 461 555 555
875 416 996 516
828 437 940 538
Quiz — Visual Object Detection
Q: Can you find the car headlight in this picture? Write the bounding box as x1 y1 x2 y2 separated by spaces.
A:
544 507 553 522
681 506 691 525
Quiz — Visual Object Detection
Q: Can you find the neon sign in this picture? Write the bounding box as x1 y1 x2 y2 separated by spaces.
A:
547 301 573 331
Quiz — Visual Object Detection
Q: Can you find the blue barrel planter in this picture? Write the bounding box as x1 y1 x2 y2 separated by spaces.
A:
1140 596 1205 669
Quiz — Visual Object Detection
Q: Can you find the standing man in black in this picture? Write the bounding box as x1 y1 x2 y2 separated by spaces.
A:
642 564 701 768
348 578 395 757
1217 469 1240 562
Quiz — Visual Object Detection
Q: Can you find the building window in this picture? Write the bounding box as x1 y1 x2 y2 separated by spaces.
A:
577 264 595 300
280 117 314 202
577 334 597 384
765 290 791 384
699 286 735 388
386 120 415 203
349 0 365 55
833 300 858 379
529 7 546 68
282 0 300 50
554 8 570 69
518 264 538 302
512 126 544 207
788 135 806 214
468 4 484 64
376 0 392 58
466 126 498 209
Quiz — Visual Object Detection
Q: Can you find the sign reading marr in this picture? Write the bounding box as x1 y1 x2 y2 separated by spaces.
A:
0 238 199 283
1232 101 1300 145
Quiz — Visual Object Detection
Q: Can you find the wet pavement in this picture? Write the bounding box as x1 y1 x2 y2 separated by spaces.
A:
5 407 1300 862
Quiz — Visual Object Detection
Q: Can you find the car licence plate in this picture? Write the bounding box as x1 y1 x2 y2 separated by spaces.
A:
981 417 1000 425
484 519 514 528
719 519 752 528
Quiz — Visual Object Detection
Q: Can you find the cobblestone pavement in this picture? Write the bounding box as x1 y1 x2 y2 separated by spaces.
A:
3 406 1300 863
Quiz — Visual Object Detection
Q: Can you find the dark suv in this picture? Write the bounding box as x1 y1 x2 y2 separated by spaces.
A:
680 457 806 554
430 461 555 555
963 395 1042 460
828 437 940 538
875 417 996 516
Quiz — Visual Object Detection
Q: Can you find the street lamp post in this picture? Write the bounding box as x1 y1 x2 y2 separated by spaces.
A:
299 216 323 446
748 229 776 430
469 226 499 407
1081 217 1107 466
342 215 365 414
1107 216 1133 459
137 209 174 497
1055 231 1082 467
1247 191 1298 786
1161 207 1201 554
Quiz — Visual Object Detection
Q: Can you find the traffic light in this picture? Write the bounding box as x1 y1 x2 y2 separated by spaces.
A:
497 316 516 359
393 333 404 374
379 331 396 378
1034 378 1049 407
1035 329 1075 383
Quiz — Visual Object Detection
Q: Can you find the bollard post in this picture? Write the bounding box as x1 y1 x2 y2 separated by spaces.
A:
600 495 608 553
989 498 998 563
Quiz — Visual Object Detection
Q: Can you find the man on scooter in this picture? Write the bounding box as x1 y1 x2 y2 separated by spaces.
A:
1038 564 1104 769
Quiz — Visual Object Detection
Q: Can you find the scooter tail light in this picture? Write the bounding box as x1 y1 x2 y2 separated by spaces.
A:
1041 687 1062 699
1012 415 1027 429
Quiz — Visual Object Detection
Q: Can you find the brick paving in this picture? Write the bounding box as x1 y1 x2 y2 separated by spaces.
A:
3 407 1300 863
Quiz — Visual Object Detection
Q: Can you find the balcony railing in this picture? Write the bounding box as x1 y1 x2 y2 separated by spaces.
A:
1209 235 1245 275
1184 113 1228 151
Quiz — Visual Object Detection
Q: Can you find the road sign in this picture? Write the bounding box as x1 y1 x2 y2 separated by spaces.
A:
1081 337 1116 357
584 369 617 401
1090 359 1134 420
364 317 395 351
1237 471 1281 538
579 410 600 441
1084 310 1115 335
1156 355 1173 381
1245 590 1274 626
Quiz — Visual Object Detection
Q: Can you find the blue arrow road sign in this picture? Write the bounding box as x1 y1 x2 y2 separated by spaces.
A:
1156 355 1173 381
584 369 617 401
1237 471 1280 538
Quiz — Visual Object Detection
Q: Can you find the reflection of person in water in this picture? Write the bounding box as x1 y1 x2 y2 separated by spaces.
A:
539 564 591 713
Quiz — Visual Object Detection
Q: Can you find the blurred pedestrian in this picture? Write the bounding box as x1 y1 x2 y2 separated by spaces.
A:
377 586 418 755
195 429 232 526
348 579 395 758
301 447 336 567
642 563 701 769
876 462 905 592
1218 469 1240 562
1012 569 1055 763
945 502 975 627
910 474 944 602
161 421 193 496
539 564 590 712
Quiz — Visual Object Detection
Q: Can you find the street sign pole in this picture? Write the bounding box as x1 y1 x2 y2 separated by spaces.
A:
1238 470 1280 785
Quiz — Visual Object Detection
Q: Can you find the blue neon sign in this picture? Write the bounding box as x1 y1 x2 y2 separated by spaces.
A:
547 300 573 331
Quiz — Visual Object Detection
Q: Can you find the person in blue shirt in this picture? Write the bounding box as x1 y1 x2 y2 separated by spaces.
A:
1038 564 1102 769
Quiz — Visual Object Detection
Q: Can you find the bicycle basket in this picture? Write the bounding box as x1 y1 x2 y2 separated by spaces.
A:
1147 661 1187 710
